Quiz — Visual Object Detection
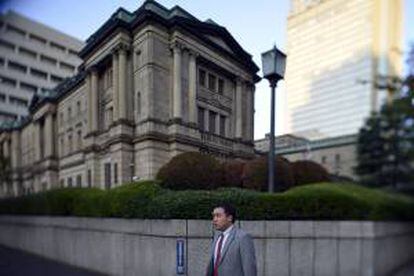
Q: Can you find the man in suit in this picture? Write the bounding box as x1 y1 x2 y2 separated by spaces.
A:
206 203 257 276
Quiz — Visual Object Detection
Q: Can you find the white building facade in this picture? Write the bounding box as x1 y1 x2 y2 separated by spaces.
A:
285 0 403 138
0 11 84 122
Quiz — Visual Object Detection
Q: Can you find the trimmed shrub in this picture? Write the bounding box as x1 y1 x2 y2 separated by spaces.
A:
242 156 294 191
73 188 107 217
221 160 247 188
156 152 224 190
291 160 330 186
1 182 413 221
105 181 162 218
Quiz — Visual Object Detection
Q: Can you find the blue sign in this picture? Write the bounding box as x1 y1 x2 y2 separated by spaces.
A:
176 239 185 274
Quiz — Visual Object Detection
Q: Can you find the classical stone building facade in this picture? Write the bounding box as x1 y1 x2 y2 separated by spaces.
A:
255 134 357 179
0 1 259 197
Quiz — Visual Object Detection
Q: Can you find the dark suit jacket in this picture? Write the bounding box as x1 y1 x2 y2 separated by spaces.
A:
206 226 257 276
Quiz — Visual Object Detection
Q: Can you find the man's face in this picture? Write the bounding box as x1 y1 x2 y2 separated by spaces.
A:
212 207 233 231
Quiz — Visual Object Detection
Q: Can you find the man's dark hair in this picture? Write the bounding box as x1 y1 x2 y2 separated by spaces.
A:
215 203 236 223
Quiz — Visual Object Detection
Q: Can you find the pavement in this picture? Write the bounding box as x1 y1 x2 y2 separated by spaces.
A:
0 244 412 276
393 262 414 276
0 245 105 276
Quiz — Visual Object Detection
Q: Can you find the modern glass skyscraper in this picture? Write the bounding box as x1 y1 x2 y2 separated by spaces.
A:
284 0 403 139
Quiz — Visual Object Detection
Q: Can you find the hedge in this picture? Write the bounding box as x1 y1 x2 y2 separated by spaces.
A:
0 181 413 221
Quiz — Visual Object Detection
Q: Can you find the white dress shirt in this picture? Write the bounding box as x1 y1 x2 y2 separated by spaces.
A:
214 224 234 263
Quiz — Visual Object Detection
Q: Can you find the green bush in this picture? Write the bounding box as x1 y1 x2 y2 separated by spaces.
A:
156 152 224 190
1 182 413 221
291 160 330 186
72 188 107 217
242 156 294 191
105 181 162 218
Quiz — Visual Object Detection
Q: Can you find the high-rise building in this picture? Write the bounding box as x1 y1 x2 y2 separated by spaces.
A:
284 0 403 139
0 11 84 122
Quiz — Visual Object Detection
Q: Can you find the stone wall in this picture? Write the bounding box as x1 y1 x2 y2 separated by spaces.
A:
0 216 413 276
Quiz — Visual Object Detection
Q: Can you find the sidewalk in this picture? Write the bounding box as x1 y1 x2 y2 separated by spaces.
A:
0 245 105 276
393 262 414 276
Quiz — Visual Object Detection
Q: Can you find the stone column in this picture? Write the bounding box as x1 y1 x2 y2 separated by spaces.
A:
215 112 220 135
44 114 54 158
118 45 128 120
188 50 197 124
235 78 243 138
86 74 93 132
246 84 253 141
91 68 99 131
34 122 41 161
2 138 9 159
11 130 20 168
112 50 119 122
172 43 182 120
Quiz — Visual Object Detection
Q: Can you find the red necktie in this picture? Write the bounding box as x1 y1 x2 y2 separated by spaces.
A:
213 234 224 276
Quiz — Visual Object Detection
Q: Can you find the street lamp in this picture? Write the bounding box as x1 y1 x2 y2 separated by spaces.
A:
261 45 286 192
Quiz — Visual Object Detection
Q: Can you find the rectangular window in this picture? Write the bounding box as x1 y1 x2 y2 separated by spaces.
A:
335 154 341 162
321 156 326 164
68 49 78 57
0 39 15 51
20 82 37 93
30 68 47 80
209 111 216 134
19 47 37 59
60 179 64 188
68 134 72 153
114 163 118 184
50 42 66 52
51 74 63 83
40 55 57 66
0 75 16 87
220 115 226 136
198 107 205 131
6 24 26 37
208 73 216 91
87 170 92 188
76 175 82 188
77 130 82 149
218 79 224 95
198 69 206 86
68 177 73 188
60 62 75 72
9 96 28 107
77 101 81 113
59 137 64 156
29 34 47 45
0 57 4 67
0 93 6 102
8 61 27 73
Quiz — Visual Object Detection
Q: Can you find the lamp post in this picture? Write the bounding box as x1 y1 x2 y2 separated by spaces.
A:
261 46 286 193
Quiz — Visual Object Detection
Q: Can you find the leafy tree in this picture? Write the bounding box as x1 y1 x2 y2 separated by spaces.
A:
356 48 414 188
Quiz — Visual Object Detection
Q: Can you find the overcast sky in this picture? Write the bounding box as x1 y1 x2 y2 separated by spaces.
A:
1 0 413 139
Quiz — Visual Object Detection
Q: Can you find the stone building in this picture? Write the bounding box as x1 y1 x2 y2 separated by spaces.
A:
255 134 357 179
0 1 259 197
